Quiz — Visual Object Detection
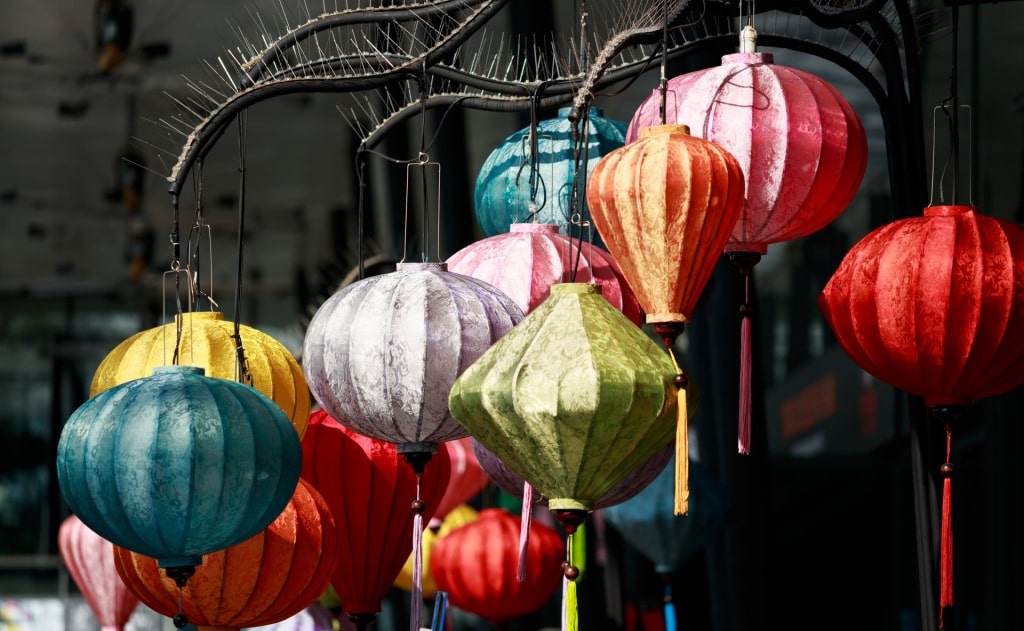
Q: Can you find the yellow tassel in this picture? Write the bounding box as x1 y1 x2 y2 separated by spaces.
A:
567 578 578 631
666 348 690 516
674 384 689 515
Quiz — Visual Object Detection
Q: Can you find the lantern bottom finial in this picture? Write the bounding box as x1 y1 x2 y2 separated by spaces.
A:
550 508 588 533
348 612 376 631
400 449 435 475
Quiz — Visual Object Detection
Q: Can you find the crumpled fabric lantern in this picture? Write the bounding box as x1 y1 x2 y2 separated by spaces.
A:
113 478 337 630
586 123 743 513
472 437 675 510
302 261 523 466
474 107 627 245
300 409 451 631
90 311 310 437
57 365 302 576
450 283 678 516
430 438 489 524
447 222 643 326
394 503 480 598
627 26 867 453
58 514 140 631
819 204 1024 626
431 508 564 624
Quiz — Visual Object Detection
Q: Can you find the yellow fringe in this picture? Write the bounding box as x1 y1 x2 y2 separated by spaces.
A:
667 347 690 515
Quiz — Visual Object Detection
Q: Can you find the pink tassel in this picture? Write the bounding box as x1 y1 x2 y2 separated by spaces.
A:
738 312 752 454
518 482 534 582
411 512 424 631
939 426 954 630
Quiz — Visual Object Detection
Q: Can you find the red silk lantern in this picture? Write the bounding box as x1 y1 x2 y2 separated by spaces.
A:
112 477 338 630
628 27 867 454
431 438 489 524
447 223 643 325
300 409 451 631
431 508 564 624
819 204 1024 627
586 123 744 512
58 515 140 631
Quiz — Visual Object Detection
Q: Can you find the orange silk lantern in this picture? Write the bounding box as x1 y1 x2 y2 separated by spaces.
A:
586 123 744 513
113 478 337 630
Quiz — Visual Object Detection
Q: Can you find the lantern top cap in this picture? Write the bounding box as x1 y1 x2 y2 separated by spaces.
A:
510 223 559 235
640 124 691 139
397 261 447 272
923 204 977 217
722 51 773 66
151 365 205 377
176 311 224 323
557 106 603 118
549 283 600 297
738 24 758 53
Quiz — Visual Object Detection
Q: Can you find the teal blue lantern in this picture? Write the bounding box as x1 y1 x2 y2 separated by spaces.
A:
56 365 302 582
473 107 627 244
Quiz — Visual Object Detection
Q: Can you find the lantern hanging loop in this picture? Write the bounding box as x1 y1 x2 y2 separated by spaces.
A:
230 109 253 386
930 104 973 207
401 154 442 264
930 0 973 207
186 157 217 313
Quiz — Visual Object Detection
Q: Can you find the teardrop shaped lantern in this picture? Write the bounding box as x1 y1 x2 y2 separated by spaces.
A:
303 261 524 470
447 222 643 325
57 365 302 579
450 282 679 523
431 508 565 624
819 204 1024 626
472 438 674 510
112 478 337 630
59 515 140 631
627 27 867 453
474 107 627 243
586 123 743 513
91 311 311 437
300 409 451 631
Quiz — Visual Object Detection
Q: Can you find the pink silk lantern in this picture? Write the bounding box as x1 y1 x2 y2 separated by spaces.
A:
819 204 1024 627
59 514 140 631
431 438 490 524
627 26 867 454
447 223 643 325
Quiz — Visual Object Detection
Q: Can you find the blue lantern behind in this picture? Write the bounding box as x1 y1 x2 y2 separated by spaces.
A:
57 365 302 573
473 107 627 246
602 459 729 631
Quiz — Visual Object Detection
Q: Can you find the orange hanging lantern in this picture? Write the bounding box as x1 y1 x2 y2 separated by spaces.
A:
113 478 337 630
586 123 744 513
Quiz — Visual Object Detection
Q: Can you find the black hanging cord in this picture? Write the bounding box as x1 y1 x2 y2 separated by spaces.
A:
170 193 184 365
231 110 252 385
356 148 368 280
948 0 961 203
658 0 670 124
417 71 431 262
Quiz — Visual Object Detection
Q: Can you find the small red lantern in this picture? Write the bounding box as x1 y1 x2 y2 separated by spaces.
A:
431 508 565 624
819 204 1024 627
300 409 451 631
431 437 489 524
113 478 337 630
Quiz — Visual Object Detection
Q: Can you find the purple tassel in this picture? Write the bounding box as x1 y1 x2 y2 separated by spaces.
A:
411 512 424 631
518 482 534 582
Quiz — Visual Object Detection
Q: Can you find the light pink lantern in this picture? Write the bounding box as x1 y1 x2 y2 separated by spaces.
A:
627 26 867 454
447 223 643 326
58 514 140 631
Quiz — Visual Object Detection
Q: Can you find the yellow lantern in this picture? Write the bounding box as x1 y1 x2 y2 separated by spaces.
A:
90 311 310 437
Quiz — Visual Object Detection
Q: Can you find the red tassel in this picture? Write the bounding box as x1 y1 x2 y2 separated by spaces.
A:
518 482 534 582
939 425 954 629
738 312 752 455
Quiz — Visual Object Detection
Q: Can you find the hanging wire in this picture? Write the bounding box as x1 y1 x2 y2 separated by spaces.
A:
929 0 972 207
168 194 185 365
658 0 671 124
231 110 253 385
187 159 218 312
